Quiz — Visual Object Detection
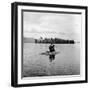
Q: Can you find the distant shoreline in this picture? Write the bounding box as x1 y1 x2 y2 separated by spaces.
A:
24 37 75 44
24 43 76 44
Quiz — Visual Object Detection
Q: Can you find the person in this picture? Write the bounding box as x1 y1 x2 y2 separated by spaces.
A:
49 43 55 52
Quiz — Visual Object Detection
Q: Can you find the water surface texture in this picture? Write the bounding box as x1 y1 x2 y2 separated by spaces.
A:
22 43 80 77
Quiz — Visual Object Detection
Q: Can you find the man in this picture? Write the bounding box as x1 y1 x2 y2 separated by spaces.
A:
49 43 55 52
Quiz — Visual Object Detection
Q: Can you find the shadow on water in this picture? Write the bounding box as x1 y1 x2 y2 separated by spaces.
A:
40 51 60 62
49 54 55 62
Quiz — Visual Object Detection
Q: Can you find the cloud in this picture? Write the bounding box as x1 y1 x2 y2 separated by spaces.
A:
23 12 81 41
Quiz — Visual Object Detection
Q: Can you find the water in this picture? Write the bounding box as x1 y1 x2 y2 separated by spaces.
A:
22 43 80 77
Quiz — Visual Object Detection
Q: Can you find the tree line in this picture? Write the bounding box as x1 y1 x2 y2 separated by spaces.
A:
35 37 75 44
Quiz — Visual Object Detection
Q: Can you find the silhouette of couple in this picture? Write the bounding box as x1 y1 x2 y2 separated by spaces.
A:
49 43 55 62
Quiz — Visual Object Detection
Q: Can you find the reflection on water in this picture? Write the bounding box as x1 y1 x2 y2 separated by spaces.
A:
23 43 80 77
49 54 55 62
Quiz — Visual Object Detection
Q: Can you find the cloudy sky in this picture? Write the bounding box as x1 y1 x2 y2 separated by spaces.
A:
23 11 81 41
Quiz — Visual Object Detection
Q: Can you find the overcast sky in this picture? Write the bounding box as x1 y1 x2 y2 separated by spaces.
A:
23 11 81 41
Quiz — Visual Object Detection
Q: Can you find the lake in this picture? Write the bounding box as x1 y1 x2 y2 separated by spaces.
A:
22 43 80 77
